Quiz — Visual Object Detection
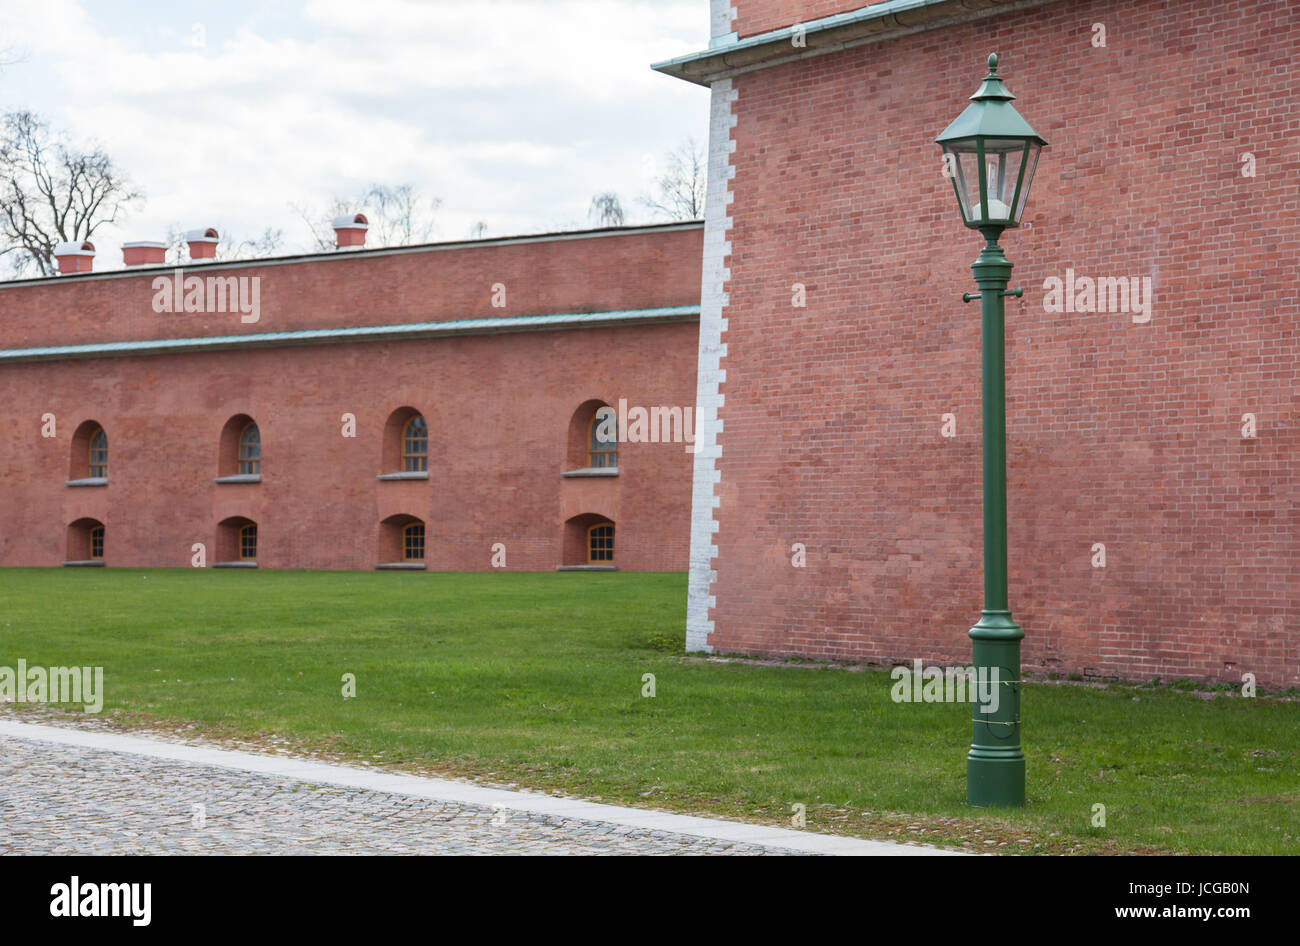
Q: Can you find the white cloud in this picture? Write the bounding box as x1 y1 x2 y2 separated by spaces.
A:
0 0 708 268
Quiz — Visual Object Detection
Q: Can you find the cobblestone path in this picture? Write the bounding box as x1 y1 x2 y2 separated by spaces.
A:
0 735 808 855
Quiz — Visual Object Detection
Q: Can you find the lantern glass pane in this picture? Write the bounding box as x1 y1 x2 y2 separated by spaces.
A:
978 138 1027 224
943 143 981 224
1012 141 1042 223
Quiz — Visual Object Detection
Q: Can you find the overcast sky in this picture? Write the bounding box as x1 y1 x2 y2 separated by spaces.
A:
0 0 709 268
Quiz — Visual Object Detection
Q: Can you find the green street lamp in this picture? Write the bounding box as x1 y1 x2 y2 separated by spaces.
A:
936 53 1046 807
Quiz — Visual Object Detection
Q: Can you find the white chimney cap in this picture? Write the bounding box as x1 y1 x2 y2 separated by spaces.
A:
331 213 369 230
53 240 95 256
184 227 219 242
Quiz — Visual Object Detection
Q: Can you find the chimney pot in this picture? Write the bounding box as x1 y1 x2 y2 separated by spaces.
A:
185 227 220 260
122 241 168 268
53 240 96 275
332 212 368 249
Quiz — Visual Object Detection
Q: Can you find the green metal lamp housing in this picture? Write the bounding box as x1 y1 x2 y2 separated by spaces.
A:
936 54 1047 229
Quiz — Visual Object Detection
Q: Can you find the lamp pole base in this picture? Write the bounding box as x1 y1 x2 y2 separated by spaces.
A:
967 613 1024 807
967 748 1026 808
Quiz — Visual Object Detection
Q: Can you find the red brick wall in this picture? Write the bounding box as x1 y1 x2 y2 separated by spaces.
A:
0 227 702 572
735 1 892 38
710 0 1300 686
0 226 702 349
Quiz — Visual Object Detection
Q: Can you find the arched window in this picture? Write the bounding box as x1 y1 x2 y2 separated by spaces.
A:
217 414 260 482
216 516 257 566
402 522 425 561
588 409 617 468
381 408 429 478
88 427 108 478
378 514 425 568
238 424 261 475
561 513 615 569
69 420 109 485
403 416 428 472
65 517 105 565
588 522 614 563
566 400 618 473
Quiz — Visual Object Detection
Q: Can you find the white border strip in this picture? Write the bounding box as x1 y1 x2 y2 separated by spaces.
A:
655 0 1060 86
685 78 738 654
0 719 960 856
0 306 699 363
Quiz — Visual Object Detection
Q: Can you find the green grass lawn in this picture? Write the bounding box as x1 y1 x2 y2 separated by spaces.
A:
1 568 1295 854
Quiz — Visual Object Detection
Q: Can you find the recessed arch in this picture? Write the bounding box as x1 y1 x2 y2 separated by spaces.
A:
563 513 614 567
65 517 105 563
216 515 257 564
381 406 428 474
218 414 260 479
566 400 617 471
69 420 108 481
379 513 425 566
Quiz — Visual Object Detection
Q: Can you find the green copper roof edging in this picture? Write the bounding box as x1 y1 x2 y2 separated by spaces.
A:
652 0 1061 86
0 305 700 363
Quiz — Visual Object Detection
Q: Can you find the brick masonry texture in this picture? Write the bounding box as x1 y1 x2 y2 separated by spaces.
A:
0 226 702 350
736 1 894 38
0 226 702 572
706 0 1300 686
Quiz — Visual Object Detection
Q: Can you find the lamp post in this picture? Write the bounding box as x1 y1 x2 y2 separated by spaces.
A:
936 54 1046 807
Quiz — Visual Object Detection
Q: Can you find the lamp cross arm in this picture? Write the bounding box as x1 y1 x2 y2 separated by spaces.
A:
962 287 1022 303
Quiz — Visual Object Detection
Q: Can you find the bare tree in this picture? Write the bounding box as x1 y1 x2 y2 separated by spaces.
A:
163 225 189 264
231 227 285 259
293 183 440 252
0 111 142 276
588 192 625 227
640 137 706 222
164 224 285 263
